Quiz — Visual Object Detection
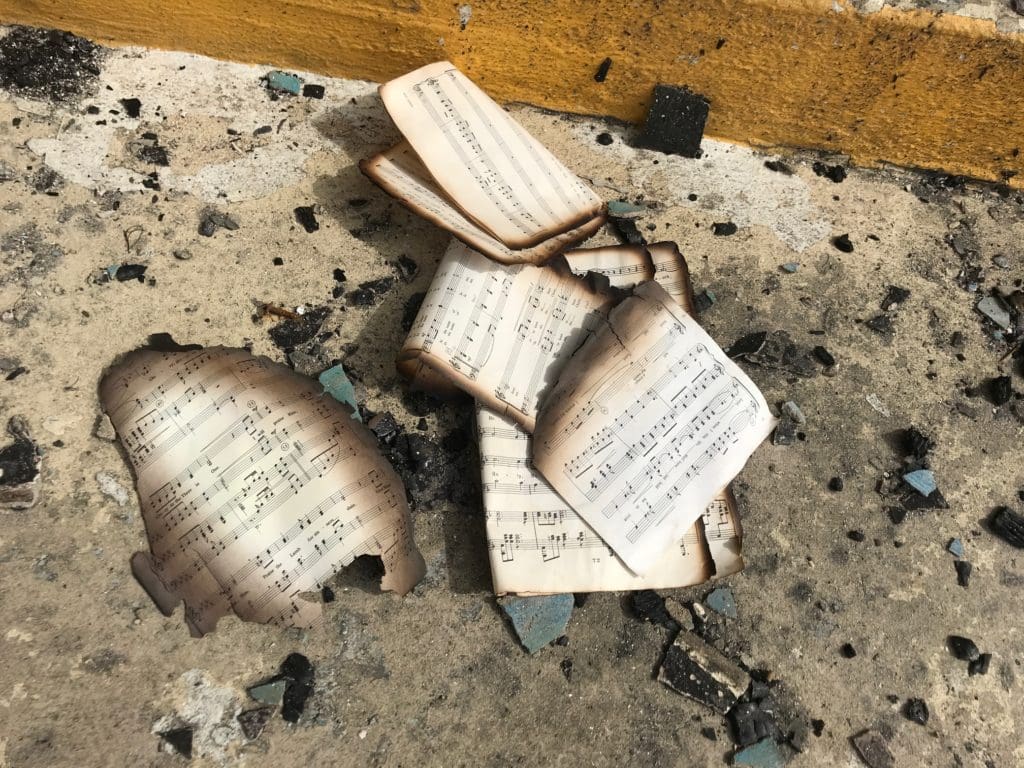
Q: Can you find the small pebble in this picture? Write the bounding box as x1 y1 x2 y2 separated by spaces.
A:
947 538 964 558
781 262 800 273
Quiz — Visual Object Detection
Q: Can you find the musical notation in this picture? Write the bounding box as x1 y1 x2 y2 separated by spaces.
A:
378 62 604 251
478 406 715 594
399 240 611 431
532 280 775 576
100 347 425 636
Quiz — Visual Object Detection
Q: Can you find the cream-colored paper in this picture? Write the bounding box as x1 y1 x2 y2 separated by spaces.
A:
361 143 604 265
398 239 611 432
480 243 741 593
100 347 426 636
378 61 604 249
533 281 775 574
478 406 712 594
562 241 744 578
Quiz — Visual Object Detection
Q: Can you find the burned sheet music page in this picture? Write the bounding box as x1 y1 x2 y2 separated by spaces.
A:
478 405 713 594
99 347 426 637
398 239 612 432
365 61 605 262
533 281 775 574
477 243 740 593
561 241 744 579
361 143 605 265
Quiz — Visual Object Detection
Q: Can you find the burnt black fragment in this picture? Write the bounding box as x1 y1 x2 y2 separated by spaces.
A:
729 699 782 747
302 83 325 99
368 412 401 445
903 698 929 725
902 427 934 461
865 315 893 336
346 277 394 306
280 652 314 723
0 417 40 509
596 132 613 146
989 375 1013 406
560 658 573 680
955 560 972 588
135 144 169 166
968 652 991 676
948 635 981 662
634 84 709 158
812 162 847 183
901 488 948 511
729 332 768 358
658 631 750 714
159 727 193 758
700 726 717 741
840 643 857 659
847 530 864 542
989 506 1024 548
114 263 147 283
764 160 793 175
731 330 817 377
811 719 825 737
119 97 142 117
812 345 836 366
267 306 330 349
573 593 589 608
237 708 273 740
294 206 319 233
630 590 679 631
393 255 418 282
321 586 335 603
880 286 910 311
712 222 737 236
0 27 102 103
773 420 797 446
594 57 612 82
832 234 854 253
609 216 645 246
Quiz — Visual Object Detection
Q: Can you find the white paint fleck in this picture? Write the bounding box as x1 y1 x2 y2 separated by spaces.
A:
95 471 130 507
458 4 473 30
152 669 244 765
866 394 891 418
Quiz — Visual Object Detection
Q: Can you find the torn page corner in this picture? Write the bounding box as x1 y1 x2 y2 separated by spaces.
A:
100 346 426 636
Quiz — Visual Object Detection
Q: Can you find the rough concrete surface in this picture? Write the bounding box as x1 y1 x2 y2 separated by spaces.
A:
1 25 1023 768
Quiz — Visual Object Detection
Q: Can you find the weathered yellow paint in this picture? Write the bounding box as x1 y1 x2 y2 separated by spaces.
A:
3 0 1023 184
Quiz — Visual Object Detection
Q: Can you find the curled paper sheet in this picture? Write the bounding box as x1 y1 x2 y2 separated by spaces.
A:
480 242 743 593
99 346 426 636
398 239 613 432
363 62 605 264
533 281 776 575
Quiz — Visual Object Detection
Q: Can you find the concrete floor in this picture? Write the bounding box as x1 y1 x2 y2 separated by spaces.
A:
1 25 1023 768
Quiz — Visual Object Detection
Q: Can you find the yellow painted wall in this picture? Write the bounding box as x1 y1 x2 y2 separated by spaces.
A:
3 0 1024 184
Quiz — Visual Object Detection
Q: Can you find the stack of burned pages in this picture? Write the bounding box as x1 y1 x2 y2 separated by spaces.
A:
366 62 776 595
